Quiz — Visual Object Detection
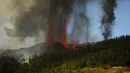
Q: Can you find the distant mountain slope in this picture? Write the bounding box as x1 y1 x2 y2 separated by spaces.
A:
0 43 45 61
0 42 67 61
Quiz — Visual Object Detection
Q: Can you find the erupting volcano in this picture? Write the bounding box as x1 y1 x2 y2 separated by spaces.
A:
46 23 69 49
5 0 117 50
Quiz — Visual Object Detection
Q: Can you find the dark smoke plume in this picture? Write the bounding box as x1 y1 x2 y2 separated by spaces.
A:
8 0 91 48
7 0 50 41
8 0 74 43
46 0 74 47
101 0 117 40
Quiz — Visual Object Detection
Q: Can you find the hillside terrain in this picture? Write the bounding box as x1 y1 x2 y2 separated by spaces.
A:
0 35 130 73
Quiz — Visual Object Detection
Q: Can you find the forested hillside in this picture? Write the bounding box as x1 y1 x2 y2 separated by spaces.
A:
0 35 130 73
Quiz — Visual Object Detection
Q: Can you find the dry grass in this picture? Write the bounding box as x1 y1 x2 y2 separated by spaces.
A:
72 66 130 73
57 66 130 73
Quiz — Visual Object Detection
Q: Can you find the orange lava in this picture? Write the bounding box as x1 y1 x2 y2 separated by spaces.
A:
62 24 68 48
72 40 78 50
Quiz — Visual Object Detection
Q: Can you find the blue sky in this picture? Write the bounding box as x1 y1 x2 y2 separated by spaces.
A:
113 0 130 37
0 0 130 49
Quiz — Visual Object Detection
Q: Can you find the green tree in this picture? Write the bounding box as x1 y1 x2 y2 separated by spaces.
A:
0 56 20 73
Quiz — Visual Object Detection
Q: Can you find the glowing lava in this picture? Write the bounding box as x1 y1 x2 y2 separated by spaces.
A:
62 24 68 48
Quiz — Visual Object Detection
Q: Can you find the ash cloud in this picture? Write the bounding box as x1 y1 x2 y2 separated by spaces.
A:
7 0 75 44
7 0 50 41
6 0 111 45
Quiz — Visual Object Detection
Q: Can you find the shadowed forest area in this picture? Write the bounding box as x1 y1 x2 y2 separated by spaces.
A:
0 35 130 73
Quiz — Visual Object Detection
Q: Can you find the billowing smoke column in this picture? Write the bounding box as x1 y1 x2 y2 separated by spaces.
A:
8 0 50 41
46 0 89 49
8 0 90 49
101 0 117 40
46 0 74 48
8 0 74 48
